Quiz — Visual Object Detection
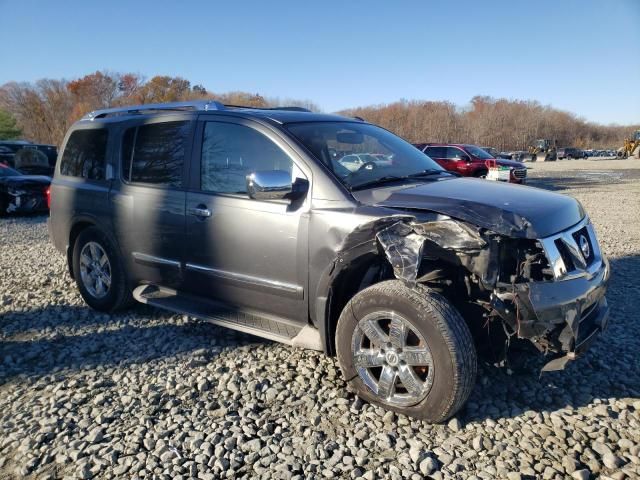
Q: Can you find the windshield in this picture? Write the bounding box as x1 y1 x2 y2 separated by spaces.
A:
286 122 443 189
465 145 493 159
0 164 21 177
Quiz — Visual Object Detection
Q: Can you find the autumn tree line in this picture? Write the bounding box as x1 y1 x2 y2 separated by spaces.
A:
0 71 318 146
341 98 638 151
0 71 636 151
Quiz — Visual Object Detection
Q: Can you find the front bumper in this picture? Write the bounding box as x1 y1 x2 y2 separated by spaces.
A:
504 256 610 371
5 189 48 213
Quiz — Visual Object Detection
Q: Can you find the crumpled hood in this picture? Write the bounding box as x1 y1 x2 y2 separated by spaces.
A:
352 177 585 239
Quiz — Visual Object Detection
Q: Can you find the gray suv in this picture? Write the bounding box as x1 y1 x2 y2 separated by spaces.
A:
49 101 610 422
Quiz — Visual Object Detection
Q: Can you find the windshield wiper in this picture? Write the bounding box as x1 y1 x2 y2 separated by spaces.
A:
407 169 452 178
350 170 453 190
350 175 409 191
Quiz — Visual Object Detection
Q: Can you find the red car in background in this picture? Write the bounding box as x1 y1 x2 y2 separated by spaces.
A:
413 143 527 184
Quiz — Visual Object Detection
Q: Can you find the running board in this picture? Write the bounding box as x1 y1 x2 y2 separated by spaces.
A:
133 284 323 351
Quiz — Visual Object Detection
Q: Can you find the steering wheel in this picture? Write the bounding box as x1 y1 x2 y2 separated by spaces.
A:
358 161 377 172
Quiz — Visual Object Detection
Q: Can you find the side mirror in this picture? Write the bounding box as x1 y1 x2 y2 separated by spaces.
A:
246 170 293 201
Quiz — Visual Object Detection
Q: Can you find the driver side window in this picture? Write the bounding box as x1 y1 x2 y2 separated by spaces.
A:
200 122 296 194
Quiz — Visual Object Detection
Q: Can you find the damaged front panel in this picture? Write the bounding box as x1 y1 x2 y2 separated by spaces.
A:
375 218 488 284
317 210 609 372
375 222 426 283
5 188 48 213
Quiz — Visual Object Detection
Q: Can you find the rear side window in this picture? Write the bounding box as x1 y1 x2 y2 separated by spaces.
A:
425 146 445 158
122 121 189 187
60 129 108 180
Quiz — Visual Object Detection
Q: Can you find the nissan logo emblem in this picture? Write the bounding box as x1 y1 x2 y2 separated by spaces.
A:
579 235 590 259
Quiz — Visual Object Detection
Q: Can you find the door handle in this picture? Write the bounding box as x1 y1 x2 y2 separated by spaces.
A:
188 205 212 218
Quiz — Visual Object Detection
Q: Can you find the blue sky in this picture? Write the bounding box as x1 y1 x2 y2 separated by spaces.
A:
1 0 638 124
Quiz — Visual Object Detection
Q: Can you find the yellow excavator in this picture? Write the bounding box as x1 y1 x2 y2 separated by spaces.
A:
525 139 557 162
617 130 640 159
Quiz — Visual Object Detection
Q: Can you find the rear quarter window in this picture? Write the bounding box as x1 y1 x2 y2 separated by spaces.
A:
60 129 108 180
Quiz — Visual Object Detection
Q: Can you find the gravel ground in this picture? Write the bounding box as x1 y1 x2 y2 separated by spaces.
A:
1 159 639 480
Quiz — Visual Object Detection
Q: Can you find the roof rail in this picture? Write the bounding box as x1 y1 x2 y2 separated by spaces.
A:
223 104 312 113
82 100 225 121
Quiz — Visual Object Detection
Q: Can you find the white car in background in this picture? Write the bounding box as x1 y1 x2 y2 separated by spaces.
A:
338 153 393 172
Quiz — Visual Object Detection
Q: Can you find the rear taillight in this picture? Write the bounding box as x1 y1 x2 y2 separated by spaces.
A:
45 186 51 209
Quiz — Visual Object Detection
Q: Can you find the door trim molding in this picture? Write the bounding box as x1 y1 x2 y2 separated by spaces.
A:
132 252 181 269
185 263 303 297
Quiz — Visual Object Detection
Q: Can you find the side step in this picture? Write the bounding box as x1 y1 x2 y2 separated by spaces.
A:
133 285 323 351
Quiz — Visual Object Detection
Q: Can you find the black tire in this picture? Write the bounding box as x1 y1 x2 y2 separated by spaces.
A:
72 227 133 312
336 280 477 423
472 169 488 179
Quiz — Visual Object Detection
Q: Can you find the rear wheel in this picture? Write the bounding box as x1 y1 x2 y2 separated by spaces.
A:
473 169 488 179
336 280 477 422
72 227 133 312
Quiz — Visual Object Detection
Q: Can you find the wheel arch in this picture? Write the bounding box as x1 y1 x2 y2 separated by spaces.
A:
67 216 118 279
322 253 391 356
67 220 96 279
472 167 488 178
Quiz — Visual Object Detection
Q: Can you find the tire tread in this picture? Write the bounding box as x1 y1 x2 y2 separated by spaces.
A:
336 280 477 422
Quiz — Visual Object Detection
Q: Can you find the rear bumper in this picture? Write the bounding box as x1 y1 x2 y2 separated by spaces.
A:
498 256 610 371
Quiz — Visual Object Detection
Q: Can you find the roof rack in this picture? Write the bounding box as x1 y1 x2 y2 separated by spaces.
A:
83 100 312 121
223 104 312 113
82 100 225 121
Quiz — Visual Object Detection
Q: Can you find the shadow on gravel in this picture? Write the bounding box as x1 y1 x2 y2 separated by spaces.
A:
0 304 268 384
462 254 640 423
527 175 626 191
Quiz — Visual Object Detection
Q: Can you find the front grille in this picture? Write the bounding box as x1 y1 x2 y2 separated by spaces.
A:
513 168 527 179
554 238 576 271
572 226 595 266
539 218 603 280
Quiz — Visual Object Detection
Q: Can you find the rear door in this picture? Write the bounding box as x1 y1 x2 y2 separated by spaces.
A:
110 115 193 288
183 117 311 323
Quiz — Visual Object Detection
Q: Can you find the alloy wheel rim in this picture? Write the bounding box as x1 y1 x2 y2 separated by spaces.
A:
79 241 111 299
351 311 434 407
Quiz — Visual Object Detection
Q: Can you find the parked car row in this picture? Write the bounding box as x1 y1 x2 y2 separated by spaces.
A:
584 149 617 157
414 143 527 184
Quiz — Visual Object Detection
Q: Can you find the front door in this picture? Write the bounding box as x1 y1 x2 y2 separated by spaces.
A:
183 118 310 323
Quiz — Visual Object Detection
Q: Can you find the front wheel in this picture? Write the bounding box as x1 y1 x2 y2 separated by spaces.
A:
335 280 477 423
72 227 133 312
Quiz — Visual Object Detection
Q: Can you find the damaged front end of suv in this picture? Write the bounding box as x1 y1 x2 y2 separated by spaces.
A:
322 205 609 374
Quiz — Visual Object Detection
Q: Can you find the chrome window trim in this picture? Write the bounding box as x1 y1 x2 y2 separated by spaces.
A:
132 252 181 269
185 263 303 296
538 217 603 281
